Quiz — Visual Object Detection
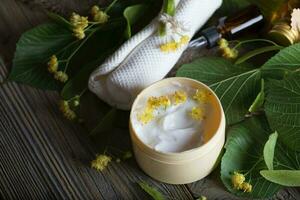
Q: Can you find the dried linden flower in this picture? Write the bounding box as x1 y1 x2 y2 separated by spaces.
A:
59 100 76 120
173 91 187 105
158 96 171 108
190 106 204 120
231 171 245 190
91 154 112 171
193 89 208 103
54 71 68 83
47 55 58 73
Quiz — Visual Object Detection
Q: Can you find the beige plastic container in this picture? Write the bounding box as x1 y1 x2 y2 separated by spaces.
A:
129 77 225 184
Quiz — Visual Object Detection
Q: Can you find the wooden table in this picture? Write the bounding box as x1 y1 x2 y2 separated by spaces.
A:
1 0 300 199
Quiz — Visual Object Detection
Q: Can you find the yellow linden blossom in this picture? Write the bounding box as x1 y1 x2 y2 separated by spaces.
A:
231 172 245 190
47 55 58 73
231 171 252 193
190 106 204 120
138 107 154 125
160 41 178 52
70 12 89 40
138 95 171 124
173 91 187 105
54 71 68 83
222 47 238 59
241 182 252 193
91 154 112 171
160 35 190 52
218 38 229 49
59 100 76 120
91 5 109 23
158 96 171 108
147 96 171 109
193 89 209 103
180 35 190 45
218 38 238 59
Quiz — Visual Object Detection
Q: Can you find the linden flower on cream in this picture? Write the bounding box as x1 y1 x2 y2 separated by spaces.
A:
193 89 209 103
190 106 204 120
138 107 154 125
91 154 112 171
172 91 187 105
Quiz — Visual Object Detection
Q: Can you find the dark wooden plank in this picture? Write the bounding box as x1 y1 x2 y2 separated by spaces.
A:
0 0 194 199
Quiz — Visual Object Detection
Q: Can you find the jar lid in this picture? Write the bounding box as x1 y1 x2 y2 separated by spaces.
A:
268 22 300 46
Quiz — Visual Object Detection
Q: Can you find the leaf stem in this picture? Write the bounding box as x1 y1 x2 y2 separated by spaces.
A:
105 0 119 13
233 39 281 50
64 28 99 72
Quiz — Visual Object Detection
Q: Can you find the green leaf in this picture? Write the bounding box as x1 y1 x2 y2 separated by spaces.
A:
221 116 282 198
90 108 118 135
264 73 300 151
163 0 175 16
176 57 261 125
10 23 73 90
263 131 278 170
138 181 165 200
235 45 283 65
260 170 300 186
123 4 149 38
262 43 300 79
249 79 265 113
47 12 71 29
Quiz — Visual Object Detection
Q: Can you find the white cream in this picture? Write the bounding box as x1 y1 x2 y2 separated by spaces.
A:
131 82 212 153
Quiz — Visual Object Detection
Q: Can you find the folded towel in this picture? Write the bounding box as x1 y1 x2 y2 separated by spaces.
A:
89 0 222 110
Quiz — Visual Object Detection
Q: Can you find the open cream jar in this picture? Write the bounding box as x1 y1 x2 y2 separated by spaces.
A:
129 77 225 184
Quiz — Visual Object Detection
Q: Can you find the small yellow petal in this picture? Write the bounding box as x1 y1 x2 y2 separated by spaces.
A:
91 154 112 171
173 91 187 105
190 106 204 120
193 89 209 103
241 182 252 193
231 171 246 190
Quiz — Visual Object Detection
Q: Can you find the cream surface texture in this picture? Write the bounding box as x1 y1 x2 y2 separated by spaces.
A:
131 82 212 153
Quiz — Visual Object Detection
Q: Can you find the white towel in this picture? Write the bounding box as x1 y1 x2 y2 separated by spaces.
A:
89 0 222 110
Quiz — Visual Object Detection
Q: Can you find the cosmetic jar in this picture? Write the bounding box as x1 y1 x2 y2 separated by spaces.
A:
129 77 225 184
